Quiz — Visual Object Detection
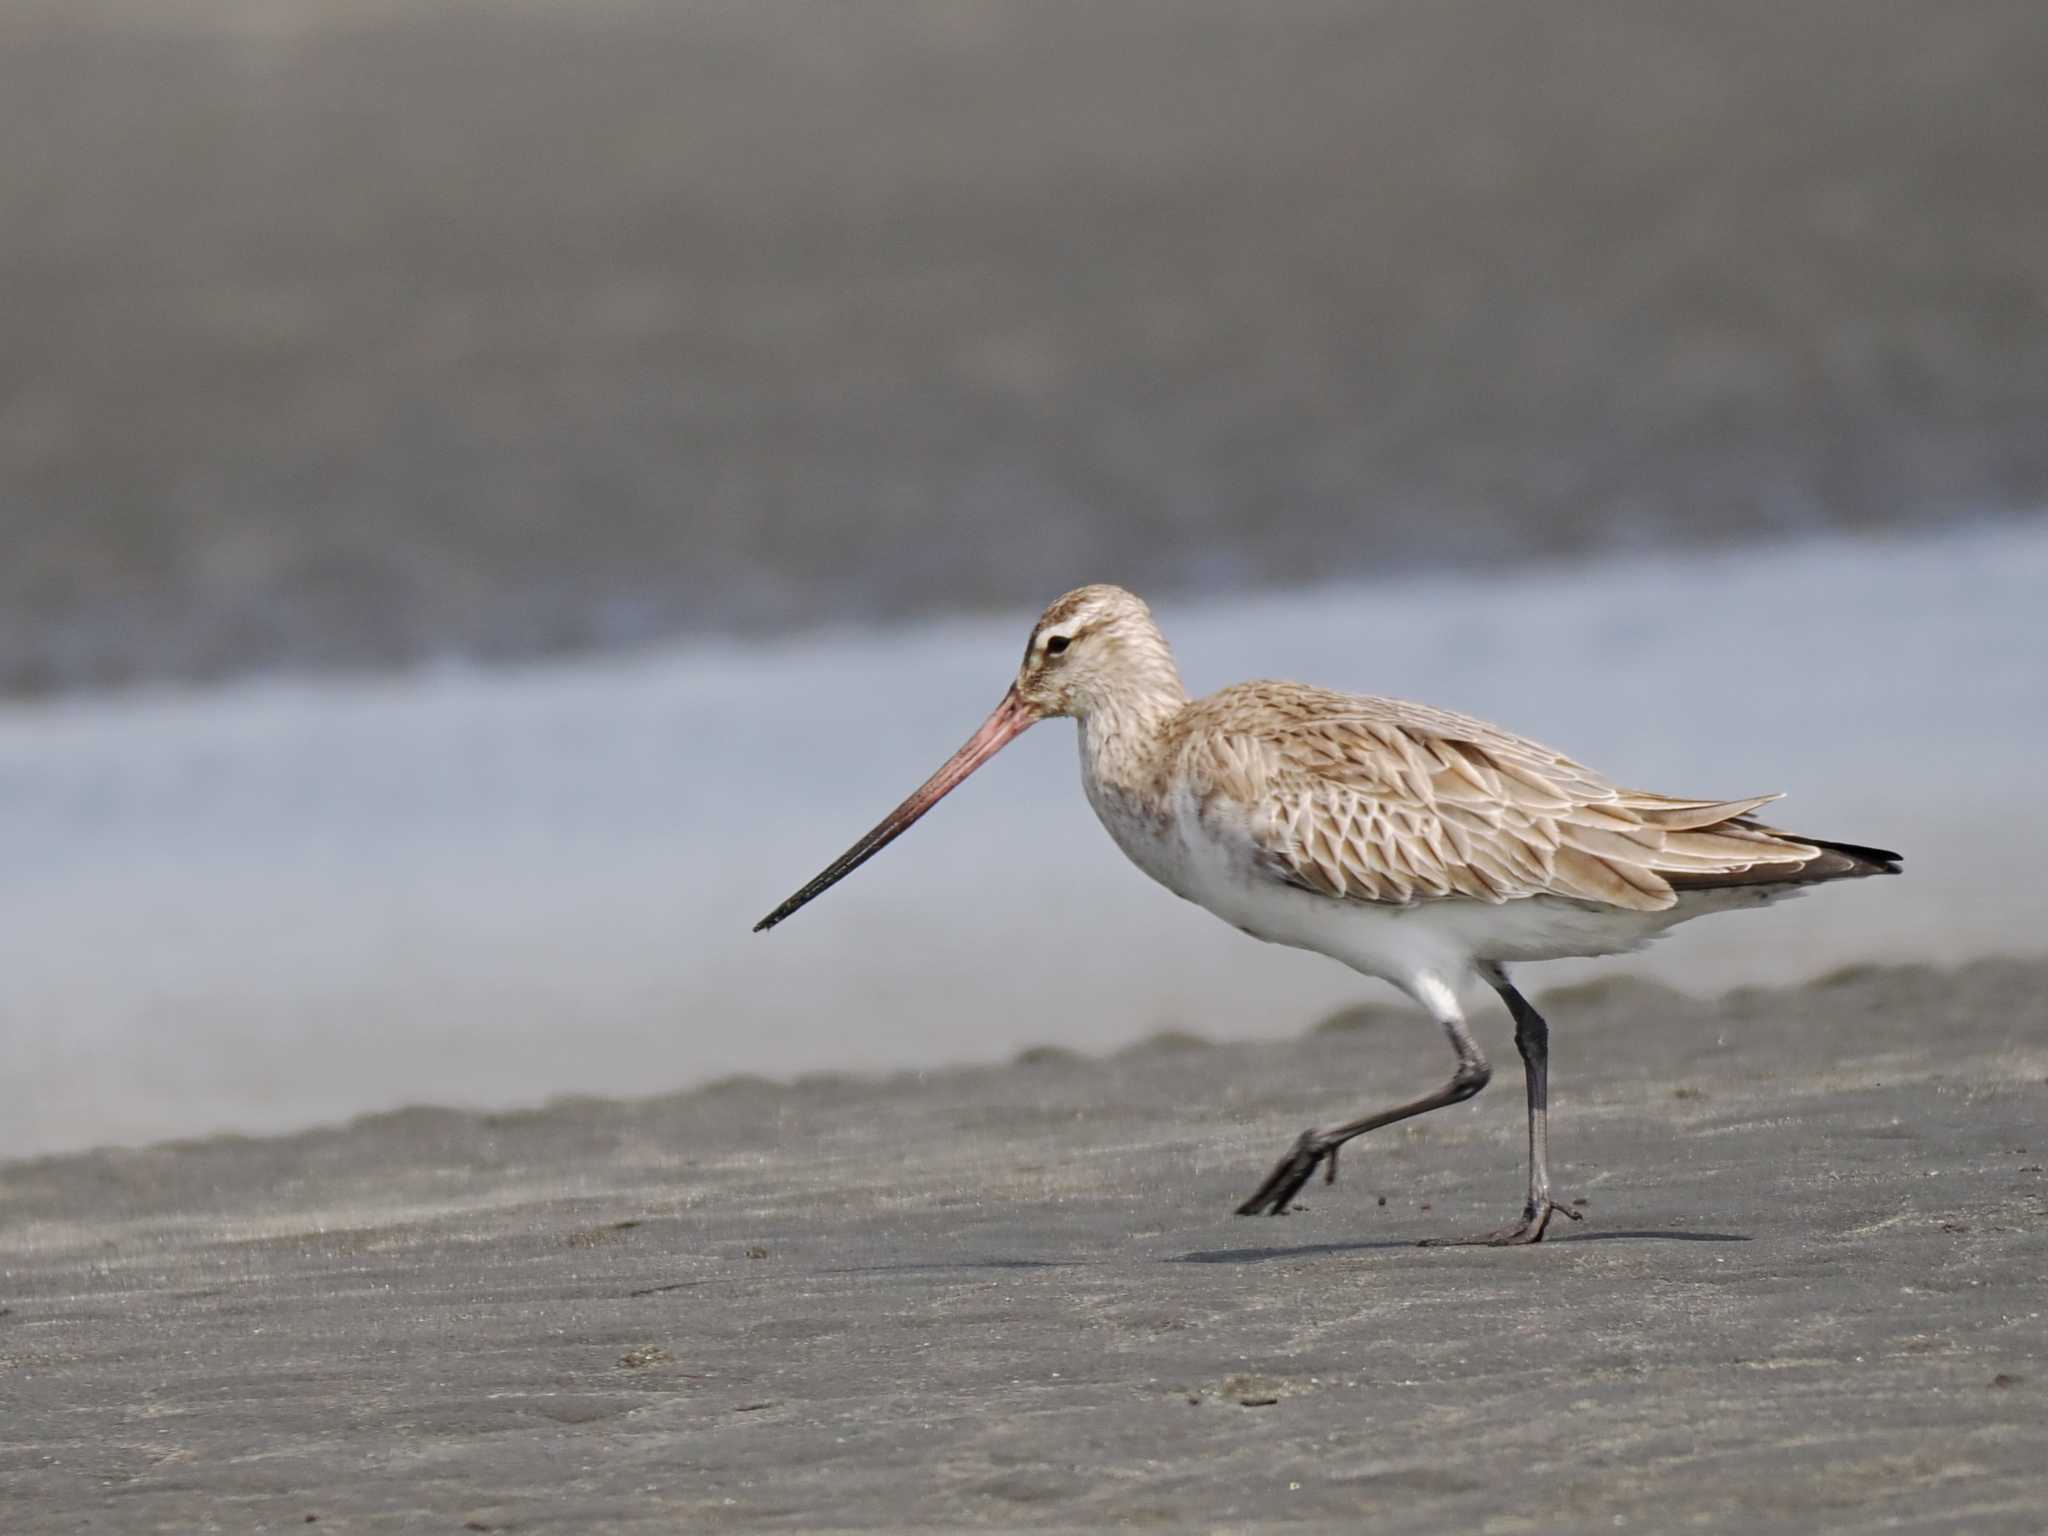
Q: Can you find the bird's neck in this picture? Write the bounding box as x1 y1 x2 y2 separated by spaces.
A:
1076 648 1188 793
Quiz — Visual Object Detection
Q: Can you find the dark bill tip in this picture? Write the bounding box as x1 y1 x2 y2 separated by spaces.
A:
751 686 1041 933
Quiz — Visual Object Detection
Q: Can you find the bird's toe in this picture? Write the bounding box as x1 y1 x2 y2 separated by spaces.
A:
1234 1128 1332 1216
1419 1196 1582 1247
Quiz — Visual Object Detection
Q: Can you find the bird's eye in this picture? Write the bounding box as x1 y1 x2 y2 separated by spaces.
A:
1044 634 1071 656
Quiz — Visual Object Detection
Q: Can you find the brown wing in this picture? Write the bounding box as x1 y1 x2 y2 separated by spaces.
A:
1170 682 1824 912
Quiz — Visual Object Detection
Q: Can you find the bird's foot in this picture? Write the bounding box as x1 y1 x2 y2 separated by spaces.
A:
1235 1128 1340 1215
1419 1197 1583 1247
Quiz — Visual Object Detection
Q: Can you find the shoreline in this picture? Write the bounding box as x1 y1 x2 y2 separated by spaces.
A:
5 520 2044 1163
1 950 2037 1174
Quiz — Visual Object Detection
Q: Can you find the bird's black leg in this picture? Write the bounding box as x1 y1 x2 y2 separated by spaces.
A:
1421 965 1582 1246
1236 999 1491 1216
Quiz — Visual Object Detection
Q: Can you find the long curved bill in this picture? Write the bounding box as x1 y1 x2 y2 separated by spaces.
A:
753 685 1043 932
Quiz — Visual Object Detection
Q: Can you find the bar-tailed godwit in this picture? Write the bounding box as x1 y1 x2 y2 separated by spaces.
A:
756 585 1900 1243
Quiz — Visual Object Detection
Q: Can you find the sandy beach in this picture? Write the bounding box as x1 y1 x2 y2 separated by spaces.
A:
6 959 2044 1532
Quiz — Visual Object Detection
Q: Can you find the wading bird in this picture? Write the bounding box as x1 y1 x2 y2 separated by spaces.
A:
755 586 1899 1243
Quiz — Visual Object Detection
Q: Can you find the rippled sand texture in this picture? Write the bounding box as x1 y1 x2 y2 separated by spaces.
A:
4 962 2045 1531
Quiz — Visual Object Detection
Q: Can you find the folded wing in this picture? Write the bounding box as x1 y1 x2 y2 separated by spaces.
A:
1172 683 1838 912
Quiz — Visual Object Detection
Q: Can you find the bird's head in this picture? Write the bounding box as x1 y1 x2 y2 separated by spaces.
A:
1014 583 1179 722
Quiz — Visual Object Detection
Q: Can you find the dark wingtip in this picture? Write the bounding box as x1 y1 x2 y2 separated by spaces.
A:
1811 838 1904 875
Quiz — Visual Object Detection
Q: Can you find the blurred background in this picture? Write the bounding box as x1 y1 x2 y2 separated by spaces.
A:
3 0 2044 1156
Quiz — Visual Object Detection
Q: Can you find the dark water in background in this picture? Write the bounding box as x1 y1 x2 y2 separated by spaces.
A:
3 1 2047 694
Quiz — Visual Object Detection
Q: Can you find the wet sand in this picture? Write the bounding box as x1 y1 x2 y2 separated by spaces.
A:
4 959 2045 1531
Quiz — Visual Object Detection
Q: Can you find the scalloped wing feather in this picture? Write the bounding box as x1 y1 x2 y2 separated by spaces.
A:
1167 683 1821 912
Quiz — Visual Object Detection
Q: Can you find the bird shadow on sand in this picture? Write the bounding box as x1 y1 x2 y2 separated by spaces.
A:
1173 1240 1415 1264
1556 1229 1752 1245
818 1258 1084 1275
1173 1230 1750 1263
